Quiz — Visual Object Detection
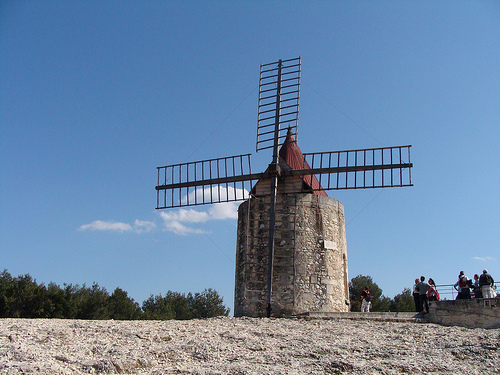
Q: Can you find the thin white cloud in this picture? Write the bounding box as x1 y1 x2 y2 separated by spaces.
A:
159 186 245 235
472 256 496 262
159 203 240 236
159 208 211 224
79 220 156 234
80 186 246 236
208 202 239 220
162 220 207 236
133 219 156 233
184 186 248 206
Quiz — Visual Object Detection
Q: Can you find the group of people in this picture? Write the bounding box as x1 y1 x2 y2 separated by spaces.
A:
454 269 496 300
361 270 496 314
412 269 497 314
412 276 439 314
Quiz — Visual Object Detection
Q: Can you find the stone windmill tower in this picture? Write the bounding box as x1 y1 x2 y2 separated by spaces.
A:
156 57 413 317
235 129 349 317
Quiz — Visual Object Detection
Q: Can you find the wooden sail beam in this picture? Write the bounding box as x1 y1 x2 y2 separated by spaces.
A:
156 145 412 191
155 160 412 208
156 163 412 191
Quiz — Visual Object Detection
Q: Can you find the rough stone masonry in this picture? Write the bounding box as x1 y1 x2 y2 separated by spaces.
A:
235 193 349 317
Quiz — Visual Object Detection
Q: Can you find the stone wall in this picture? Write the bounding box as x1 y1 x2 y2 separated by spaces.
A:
427 298 500 329
234 193 348 317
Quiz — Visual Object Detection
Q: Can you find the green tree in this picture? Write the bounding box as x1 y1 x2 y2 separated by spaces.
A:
190 288 230 318
4 273 49 318
0 270 14 317
142 289 230 320
108 287 142 320
142 294 176 320
61 283 81 319
349 275 388 312
165 291 194 320
390 287 415 312
73 283 110 319
378 295 393 312
0 269 230 320
44 282 66 318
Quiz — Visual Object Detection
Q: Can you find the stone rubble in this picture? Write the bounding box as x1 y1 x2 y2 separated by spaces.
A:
0 317 499 374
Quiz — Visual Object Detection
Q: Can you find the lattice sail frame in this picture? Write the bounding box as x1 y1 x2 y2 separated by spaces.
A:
155 146 413 208
257 57 301 152
301 145 412 191
156 154 255 209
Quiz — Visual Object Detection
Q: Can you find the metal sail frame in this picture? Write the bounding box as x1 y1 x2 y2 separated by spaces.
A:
155 57 413 317
257 57 301 152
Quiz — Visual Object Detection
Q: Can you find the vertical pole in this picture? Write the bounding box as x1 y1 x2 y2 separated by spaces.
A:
408 146 412 185
266 59 282 318
157 168 160 208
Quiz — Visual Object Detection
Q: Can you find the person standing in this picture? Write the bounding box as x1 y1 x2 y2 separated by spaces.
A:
427 278 439 301
417 276 430 314
473 274 482 298
454 271 471 299
360 286 372 313
479 269 495 298
413 278 421 312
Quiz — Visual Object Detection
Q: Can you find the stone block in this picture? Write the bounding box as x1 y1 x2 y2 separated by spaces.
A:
323 240 336 249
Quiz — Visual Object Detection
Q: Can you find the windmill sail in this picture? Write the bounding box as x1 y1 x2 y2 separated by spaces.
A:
257 57 301 152
156 154 255 209
300 145 413 191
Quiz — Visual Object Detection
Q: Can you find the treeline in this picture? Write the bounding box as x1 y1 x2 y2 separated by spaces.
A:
0 270 229 320
349 274 415 312
0 270 416 318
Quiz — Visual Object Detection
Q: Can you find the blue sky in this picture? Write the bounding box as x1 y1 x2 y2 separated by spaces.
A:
1 1 499 310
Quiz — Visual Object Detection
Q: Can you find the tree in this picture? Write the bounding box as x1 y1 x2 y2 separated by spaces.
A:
0 272 50 318
0 269 230 320
108 287 142 320
190 288 230 318
378 295 393 312
390 288 415 312
349 275 386 312
164 291 193 320
73 283 110 319
141 291 193 320
142 294 176 320
45 282 67 318
142 289 230 320
0 270 13 317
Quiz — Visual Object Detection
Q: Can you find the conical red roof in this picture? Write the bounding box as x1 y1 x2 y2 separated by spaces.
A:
278 130 327 196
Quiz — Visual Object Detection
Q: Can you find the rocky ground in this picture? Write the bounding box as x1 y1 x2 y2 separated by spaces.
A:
0 317 499 374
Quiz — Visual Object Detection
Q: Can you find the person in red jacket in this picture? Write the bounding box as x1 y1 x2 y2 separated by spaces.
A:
427 278 440 301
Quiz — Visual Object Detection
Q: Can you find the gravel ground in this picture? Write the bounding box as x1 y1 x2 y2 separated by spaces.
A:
0 317 499 374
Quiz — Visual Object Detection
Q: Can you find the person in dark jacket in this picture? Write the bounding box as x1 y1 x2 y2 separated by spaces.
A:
417 276 429 314
479 269 496 298
412 278 421 312
473 274 482 298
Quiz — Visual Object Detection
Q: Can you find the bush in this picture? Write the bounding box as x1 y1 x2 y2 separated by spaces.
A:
0 269 230 320
142 289 230 320
390 288 415 312
191 288 230 318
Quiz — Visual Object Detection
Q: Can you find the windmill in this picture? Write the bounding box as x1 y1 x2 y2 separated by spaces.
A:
156 57 413 317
